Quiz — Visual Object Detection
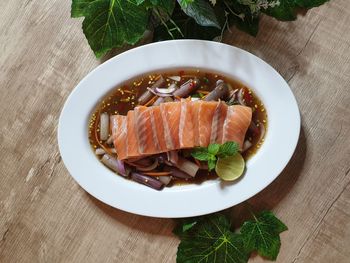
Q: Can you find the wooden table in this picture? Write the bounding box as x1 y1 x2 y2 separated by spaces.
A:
1 0 349 262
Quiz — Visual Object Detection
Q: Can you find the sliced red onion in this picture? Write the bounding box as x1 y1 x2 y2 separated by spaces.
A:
258 123 266 143
158 176 172 185
156 83 177 94
243 140 253 152
164 166 192 179
101 154 128 177
131 172 164 190
175 157 199 177
167 151 179 165
100 112 109 141
147 87 173 97
95 148 105 155
237 89 246 106
168 76 181 82
106 135 114 145
136 159 159 172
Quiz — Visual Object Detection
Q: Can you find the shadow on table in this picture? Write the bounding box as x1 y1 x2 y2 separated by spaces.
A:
230 126 307 228
87 194 175 236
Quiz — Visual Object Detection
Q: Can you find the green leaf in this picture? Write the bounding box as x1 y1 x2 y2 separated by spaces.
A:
80 0 149 58
191 147 209 161
137 0 175 13
178 0 221 29
208 157 217 171
240 211 288 260
262 0 330 21
71 0 96 17
295 0 330 8
218 141 239 158
208 143 220 155
176 214 249 263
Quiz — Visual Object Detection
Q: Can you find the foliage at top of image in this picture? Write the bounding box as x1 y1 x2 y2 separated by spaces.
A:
71 0 330 58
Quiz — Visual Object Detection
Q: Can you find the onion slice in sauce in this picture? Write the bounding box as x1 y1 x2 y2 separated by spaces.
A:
101 154 128 177
100 112 109 141
136 159 159 172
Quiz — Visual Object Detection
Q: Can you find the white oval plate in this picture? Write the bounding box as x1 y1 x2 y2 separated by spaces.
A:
58 40 300 218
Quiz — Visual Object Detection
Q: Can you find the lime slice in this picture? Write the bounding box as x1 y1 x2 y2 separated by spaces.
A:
215 153 245 181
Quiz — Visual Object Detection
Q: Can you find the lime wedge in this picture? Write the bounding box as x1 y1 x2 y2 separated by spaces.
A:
215 153 245 181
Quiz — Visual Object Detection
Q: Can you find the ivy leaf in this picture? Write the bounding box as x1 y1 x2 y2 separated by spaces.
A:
263 0 330 21
137 0 175 13
240 211 288 260
295 0 330 8
77 0 149 58
71 0 95 18
178 0 221 29
175 214 249 263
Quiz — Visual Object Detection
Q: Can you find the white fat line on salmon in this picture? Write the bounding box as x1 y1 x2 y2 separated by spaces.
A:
149 110 162 152
160 105 175 150
134 108 148 154
120 117 128 156
210 102 223 144
178 100 186 147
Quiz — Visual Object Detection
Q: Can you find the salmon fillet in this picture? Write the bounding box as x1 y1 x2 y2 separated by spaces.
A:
111 101 252 160
179 99 194 148
190 101 201 147
210 101 228 144
134 106 158 155
110 115 128 160
198 101 218 147
126 111 140 157
160 102 181 150
222 105 252 149
150 106 168 153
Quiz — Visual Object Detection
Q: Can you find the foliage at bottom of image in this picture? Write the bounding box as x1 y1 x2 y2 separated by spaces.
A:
174 209 287 262
71 0 330 58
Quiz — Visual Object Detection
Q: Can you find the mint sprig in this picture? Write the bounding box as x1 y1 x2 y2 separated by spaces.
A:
191 141 239 171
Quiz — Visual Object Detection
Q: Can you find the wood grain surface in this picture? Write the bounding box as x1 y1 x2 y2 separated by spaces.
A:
0 0 349 262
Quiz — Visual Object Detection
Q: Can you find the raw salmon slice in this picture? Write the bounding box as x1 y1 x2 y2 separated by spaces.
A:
198 101 218 147
160 102 181 150
179 99 194 148
190 101 201 147
223 105 252 149
149 106 168 152
126 111 140 158
110 115 128 160
210 101 228 144
134 106 158 155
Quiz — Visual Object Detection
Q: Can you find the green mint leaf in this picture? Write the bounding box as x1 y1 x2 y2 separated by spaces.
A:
240 211 288 260
218 141 239 158
208 143 220 155
191 147 209 161
178 0 221 29
208 158 217 171
77 0 149 58
176 214 249 263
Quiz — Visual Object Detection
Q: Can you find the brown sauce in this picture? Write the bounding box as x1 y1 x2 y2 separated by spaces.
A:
89 69 267 185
